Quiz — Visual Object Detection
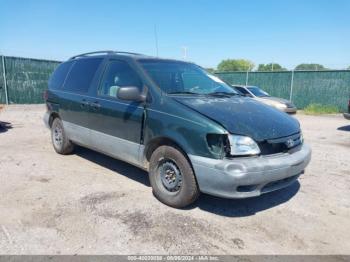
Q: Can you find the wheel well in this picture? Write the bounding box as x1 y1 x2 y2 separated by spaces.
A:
49 112 60 127
145 137 188 162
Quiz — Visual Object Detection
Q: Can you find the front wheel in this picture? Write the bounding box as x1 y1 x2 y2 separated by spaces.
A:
149 145 200 208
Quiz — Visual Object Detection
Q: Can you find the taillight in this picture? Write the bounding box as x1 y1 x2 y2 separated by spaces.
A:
43 90 48 101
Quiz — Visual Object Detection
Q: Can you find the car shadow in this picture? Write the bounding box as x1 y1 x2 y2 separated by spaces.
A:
74 146 300 217
74 146 150 186
337 125 350 132
0 121 12 133
191 181 300 217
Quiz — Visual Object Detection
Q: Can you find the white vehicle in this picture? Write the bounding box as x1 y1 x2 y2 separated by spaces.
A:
233 85 297 114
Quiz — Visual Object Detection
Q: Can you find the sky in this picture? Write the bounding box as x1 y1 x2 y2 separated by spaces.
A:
0 0 349 69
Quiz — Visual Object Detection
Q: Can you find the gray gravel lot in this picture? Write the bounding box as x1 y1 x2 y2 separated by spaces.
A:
0 105 349 255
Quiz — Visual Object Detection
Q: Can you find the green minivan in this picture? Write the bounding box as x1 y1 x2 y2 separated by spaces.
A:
44 51 311 208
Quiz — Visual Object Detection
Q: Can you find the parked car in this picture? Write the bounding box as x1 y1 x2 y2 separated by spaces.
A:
44 51 311 208
344 98 350 120
232 85 297 114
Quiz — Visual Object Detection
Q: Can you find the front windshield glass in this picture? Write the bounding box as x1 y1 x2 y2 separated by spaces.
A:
247 86 270 97
139 60 238 95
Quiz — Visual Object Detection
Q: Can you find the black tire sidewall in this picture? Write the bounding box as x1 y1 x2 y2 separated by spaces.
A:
149 145 199 208
51 118 73 154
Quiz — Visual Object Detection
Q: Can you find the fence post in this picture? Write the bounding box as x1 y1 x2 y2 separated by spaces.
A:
289 70 294 102
245 70 249 86
1 55 9 105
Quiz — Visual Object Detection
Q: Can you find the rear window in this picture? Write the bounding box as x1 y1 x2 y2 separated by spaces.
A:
63 58 103 93
48 61 73 90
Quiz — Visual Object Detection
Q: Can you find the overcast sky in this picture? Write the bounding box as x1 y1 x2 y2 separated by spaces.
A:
1 0 349 69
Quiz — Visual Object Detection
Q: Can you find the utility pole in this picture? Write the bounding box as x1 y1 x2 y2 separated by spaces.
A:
181 46 188 60
289 70 294 102
245 70 249 86
1 55 8 105
154 24 159 57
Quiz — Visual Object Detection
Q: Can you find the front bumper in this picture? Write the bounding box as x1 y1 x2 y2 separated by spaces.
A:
189 143 311 199
343 113 350 120
283 107 297 114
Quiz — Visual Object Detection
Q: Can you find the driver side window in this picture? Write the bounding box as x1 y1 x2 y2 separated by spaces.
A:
99 60 142 98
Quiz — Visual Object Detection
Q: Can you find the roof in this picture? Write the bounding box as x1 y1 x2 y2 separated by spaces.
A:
69 50 149 60
68 50 192 64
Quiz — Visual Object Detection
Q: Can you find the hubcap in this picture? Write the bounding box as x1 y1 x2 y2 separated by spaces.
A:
53 125 63 148
158 160 182 192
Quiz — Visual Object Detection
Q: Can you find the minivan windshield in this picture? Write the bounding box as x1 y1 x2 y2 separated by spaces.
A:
247 86 270 97
139 60 239 96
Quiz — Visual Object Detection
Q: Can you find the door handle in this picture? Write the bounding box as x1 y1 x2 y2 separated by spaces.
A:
90 101 101 110
81 99 90 108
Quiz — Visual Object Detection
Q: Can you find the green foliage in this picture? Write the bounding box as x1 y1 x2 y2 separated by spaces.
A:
257 63 287 71
303 103 339 115
295 63 327 71
217 59 254 72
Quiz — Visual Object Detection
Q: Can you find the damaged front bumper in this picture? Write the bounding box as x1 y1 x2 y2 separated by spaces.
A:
189 143 311 198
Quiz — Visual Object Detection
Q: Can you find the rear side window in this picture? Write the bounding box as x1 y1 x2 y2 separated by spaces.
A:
48 61 73 90
63 58 103 93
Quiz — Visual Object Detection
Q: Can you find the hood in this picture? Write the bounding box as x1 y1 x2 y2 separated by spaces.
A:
173 96 300 141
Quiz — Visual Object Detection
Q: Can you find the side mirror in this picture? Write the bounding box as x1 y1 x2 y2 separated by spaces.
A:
117 86 146 102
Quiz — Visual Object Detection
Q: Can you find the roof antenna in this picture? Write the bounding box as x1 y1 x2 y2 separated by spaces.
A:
154 24 159 57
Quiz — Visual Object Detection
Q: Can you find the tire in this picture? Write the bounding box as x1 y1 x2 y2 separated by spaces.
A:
149 145 200 208
51 118 74 155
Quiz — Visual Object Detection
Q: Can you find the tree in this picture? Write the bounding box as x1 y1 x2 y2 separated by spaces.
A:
347 66 350 70
257 63 287 71
295 63 327 71
217 59 254 72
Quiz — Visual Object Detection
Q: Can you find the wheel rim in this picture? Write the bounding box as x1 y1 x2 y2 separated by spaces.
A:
158 159 182 193
53 124 63 148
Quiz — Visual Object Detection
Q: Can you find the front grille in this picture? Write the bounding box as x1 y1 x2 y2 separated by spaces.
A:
259 132 302 155
261 174 300 193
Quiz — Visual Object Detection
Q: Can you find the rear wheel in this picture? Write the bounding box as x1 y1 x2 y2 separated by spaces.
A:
149 145 199 208
51 118 74 154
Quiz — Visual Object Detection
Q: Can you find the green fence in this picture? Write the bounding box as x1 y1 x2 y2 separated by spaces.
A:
1 56 350 112
0 56 60 104
216 70 350 112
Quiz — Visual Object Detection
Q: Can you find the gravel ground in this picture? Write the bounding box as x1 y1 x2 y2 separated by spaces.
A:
0 104 349 255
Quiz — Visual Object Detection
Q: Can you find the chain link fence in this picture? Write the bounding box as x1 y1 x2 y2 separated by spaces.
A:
0 56 60 104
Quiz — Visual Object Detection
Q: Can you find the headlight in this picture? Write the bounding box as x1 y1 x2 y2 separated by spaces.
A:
228 135 260 156
275 103 287 109
300 132 304 144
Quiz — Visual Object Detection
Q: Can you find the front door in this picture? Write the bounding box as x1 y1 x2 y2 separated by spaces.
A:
88 59 145 166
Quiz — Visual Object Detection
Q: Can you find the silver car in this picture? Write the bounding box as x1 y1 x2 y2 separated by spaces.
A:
233 85 297 114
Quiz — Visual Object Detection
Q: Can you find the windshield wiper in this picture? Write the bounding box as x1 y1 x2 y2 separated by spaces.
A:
168 91 200 95
207 92 241 97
